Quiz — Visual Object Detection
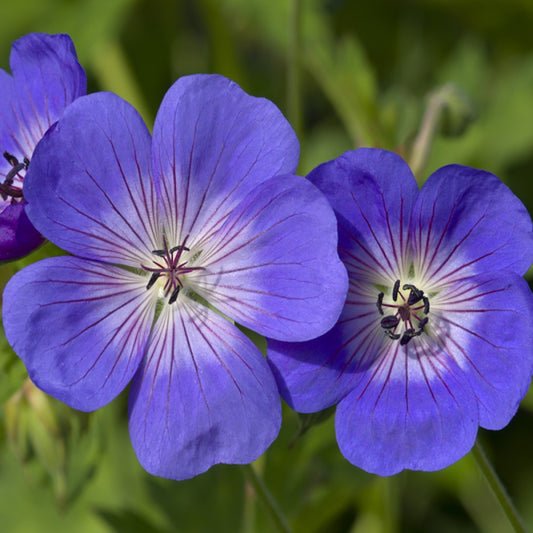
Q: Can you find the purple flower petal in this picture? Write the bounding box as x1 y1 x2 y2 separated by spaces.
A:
0 33 86 261
0 201 44 261
24 92 161 266
268 278 381 411
3 256 155 411
411 165 533 285
308 149 419 285
151 74 299 246
193 174 348 341
128 299 281 480
10 33 86 152
431 271 533 430
335 341 479 475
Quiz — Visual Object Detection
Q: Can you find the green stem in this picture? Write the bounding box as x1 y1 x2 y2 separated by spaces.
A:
241 463 293 533
287 0 303 141
409 88 448 181
471 440 528 533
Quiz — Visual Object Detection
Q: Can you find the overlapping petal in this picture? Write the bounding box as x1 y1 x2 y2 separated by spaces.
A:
128 298 281 480
268 278 381 411
151 74 299 246
335 340 479 475
412 165 533 286
3 256 155 411
431 271 533 429
25 92 160 266
308 149 419 284
0 202 44 261
9 33 86 155
193 174 348 341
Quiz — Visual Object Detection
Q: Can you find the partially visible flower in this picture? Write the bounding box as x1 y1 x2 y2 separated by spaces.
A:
268 148 533 475
0 33 86 260
3 75 347 480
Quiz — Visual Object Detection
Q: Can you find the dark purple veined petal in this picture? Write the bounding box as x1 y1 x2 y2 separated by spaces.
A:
335 338 479 475
128 298 281 480
151 74 299 247
3 256 155 411
24 92 161 266
411 164 533 286
10 33 86 153
308 149 419 285
268 278 382 411
430 270 533 430
193 174 348 342
0 201 44 261
0 33 86 261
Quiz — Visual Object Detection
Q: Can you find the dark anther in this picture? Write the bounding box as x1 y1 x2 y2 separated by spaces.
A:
146 272 160 290
400 329 416 346
381 315 400 330
151 249 167 257
385 331 401 340
168 286 180 304
403 284 424 305
3 152 18 166
418 317 429 330
376 292 384 315
423 296 430 314
4 162 27 185
392 280 400 301
169 244 190 254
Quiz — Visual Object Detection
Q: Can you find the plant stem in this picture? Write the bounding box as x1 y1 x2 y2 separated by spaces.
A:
471 440 528 533
287 0 303 140
241 463 293 533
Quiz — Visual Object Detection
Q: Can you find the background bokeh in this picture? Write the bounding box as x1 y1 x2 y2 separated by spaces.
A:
0 1 532 532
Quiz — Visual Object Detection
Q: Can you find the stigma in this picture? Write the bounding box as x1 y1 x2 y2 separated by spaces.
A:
141 234 203 305
376 280 430 346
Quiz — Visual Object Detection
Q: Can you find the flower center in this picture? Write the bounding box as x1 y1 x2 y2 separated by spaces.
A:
141 235 203 304
376 280 430 346
0 151 29 202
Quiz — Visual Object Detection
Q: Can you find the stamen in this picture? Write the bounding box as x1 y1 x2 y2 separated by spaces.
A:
376 292 384 315
377 280 430 345
392 280 400 301
400 329 415 346
146 272 160 290
381 315 399 329
403 284 424 305
169 245 190 254
168 286 180 304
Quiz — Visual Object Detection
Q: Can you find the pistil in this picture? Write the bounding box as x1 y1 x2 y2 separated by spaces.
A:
141 234 203 304
377 280 430 345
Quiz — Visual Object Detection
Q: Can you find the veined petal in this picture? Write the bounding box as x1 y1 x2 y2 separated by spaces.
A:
268 279 382 411
335 339 479 475
308 149 419 285
431 271 533 429
412 165 533 285
193 175 348 342
3 256 155 411
151 74 299 246
24 92 161 266
128 298 281 480
10 33 86 154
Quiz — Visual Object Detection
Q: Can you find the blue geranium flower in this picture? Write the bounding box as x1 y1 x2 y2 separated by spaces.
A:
0 33 86 260
268 148 533 475
2 75 347 480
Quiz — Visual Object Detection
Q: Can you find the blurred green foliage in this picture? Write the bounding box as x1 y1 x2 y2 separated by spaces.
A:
0 0 533 532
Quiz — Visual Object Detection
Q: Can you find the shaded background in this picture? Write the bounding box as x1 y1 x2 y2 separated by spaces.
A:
0 0 532 531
